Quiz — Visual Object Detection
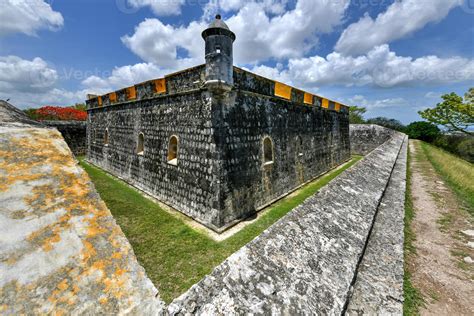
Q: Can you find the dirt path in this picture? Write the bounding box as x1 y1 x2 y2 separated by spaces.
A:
408 140 474 315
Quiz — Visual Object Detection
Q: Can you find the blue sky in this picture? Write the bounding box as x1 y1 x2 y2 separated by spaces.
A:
0 0 473 124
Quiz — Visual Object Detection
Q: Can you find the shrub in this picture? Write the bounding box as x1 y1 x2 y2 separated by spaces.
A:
405 121 440 142
24 106 87 121
366 117 405 132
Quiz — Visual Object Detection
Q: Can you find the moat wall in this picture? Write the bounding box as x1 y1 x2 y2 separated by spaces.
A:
86 66 350 231
42 120 87 155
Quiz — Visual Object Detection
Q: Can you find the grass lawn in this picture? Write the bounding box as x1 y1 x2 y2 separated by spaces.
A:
79 156 361 303
420 141 474 216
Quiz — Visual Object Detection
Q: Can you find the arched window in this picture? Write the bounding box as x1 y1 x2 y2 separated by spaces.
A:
263 137 273 165
167 135 178 165
295 136 303 158
104 129 109 146
136 133 144 155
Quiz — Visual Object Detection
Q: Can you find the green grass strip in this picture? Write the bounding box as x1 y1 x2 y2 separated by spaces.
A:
420 141 474 216
403 144 424 315
79 156 361 303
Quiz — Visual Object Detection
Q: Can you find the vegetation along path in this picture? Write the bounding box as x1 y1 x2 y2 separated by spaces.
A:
406 140 474 315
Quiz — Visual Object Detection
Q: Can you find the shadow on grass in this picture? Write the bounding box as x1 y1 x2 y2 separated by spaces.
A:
79 156 361 303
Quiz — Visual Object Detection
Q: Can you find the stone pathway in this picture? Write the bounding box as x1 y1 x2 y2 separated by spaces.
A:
408 140 474 315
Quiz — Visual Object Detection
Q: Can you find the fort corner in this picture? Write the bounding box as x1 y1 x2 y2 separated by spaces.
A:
85 16 351 232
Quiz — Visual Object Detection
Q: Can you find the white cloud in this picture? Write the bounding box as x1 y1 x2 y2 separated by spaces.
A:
268 45 474 89
124 0 185 16
122 0 350 66
121 19 205 68
0 55 86 108
0 56 58 93
0 0 64 37
81 62 168 92
347 94 409 109
335 0 462 55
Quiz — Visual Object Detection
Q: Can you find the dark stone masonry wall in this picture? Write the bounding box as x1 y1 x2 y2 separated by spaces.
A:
87 67 350 231
216 91 350 226
42 120 87 155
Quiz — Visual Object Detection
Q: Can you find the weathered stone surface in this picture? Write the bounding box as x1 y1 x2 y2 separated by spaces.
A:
350 124 396 155
168 132 405 315
0 100 43 128
42 120 87 156
0 109 164 314
347 134 407 315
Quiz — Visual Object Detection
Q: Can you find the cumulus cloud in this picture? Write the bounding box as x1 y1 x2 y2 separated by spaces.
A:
122 0 350 66
123 0 185 16
335 0 462 55
0 55 86 107
0 0 64 37
0 56 58 93
121 19 205 68
271 45 474 89
81 62 168 92
347 94 409 109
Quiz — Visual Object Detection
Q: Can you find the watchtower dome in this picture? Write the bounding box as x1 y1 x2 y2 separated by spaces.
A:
202 14 236 92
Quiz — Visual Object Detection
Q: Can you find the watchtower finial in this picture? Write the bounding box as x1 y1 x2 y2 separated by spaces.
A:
215 14 221 20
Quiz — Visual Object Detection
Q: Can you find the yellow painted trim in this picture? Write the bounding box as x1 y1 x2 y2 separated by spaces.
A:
322 98 329 108
109 92 117 103
335 102 340 111
304 93 313 105
126 86 136 100
97 96 102 107
154 78 166 94
274 82 292 100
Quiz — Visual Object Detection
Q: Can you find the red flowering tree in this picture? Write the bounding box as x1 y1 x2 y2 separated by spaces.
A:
34 106 87 121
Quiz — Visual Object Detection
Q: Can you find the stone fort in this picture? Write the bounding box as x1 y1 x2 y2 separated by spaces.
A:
86 15 351 231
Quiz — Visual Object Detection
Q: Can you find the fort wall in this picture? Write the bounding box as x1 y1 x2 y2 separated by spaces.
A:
86 66 350 231
42 120 87 156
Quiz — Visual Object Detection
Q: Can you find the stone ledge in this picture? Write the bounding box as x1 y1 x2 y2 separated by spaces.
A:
347 135 407 315
168 132 406 315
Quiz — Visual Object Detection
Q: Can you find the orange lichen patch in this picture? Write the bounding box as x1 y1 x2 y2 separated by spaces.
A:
97 96 103 107
335 103 341 111
92 260 106 271
274 82 292 100
82 241 97 264
126 86 136 100
99 297 108 305
112 252 123 259
115 268 126 276
322 98 329 108
304 93 313 105
154 78 166 94
42 233 62 252
57 280 69 291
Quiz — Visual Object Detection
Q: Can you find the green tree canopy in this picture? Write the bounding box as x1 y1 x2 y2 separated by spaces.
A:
349 105 366 124
405 121 441 142
366 117 405 132
419 89 474 135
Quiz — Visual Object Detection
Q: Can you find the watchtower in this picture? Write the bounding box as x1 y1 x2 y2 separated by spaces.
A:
201 14 236 92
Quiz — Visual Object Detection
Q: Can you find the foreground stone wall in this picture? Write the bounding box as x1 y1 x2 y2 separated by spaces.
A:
87 67 350 231
0 104 164 314
350 124 396 155
42 120 87 156
168 131 406 314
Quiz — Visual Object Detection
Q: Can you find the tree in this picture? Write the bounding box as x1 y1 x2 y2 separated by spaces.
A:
419 89 474 135
349 105 366 124
405 121 440 142
366 117 405 132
